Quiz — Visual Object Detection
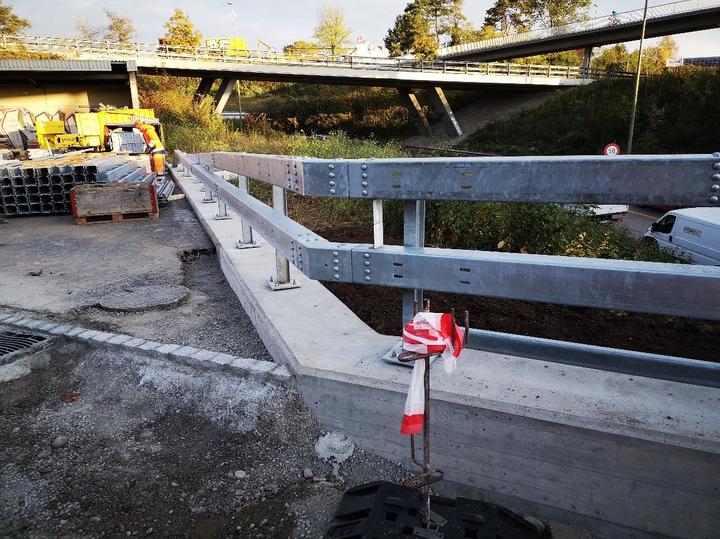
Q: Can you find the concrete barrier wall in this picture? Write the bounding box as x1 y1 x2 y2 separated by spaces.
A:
174 166 720 539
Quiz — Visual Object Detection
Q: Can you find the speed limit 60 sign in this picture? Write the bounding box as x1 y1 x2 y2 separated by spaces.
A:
604 143 621 156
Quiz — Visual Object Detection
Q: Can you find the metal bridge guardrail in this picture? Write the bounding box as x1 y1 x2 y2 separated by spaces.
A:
0 34 623 80
173 150 720 388
440 0 720 58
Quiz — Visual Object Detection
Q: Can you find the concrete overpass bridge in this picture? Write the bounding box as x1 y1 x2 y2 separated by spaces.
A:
1 34 596 137
439 0 720 68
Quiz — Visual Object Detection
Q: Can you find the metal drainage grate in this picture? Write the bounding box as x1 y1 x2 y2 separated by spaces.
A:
0 329 52 365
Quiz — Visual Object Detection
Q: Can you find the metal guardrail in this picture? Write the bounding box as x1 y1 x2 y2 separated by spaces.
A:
173 150 720 388
440 0 720 58
0 34 617 80
209 151 720 206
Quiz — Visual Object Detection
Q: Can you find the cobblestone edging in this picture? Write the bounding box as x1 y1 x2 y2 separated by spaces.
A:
0 312 291 385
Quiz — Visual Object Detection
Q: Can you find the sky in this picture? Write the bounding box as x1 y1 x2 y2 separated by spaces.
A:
9 0 720 57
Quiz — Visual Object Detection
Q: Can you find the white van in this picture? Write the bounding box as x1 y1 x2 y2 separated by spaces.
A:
644 208 720 265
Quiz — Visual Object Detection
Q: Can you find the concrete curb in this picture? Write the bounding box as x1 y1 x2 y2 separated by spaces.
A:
0 311 291 386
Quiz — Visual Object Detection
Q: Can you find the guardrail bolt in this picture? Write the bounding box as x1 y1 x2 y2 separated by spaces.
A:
329 172 336 179
709 195 719 204
361 181 368 187
361 190 368 196
329 181 336 187
361 164 368 171
328 164 335 170
364 276 371 282
711 184 720 193
712 173 720 182
713 162 720 170
329 189 336 194
363 253 370 259
361 173 368 179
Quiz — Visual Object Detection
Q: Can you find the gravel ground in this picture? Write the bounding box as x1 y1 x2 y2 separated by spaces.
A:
0 338 408 538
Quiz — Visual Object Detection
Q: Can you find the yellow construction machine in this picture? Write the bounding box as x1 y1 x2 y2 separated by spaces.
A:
35 109 162 153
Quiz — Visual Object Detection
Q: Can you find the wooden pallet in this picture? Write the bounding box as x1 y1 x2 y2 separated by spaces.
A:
70 180 158 225
74 210 159 225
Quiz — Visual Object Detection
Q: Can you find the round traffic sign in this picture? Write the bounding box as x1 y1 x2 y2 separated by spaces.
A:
604 143 621 156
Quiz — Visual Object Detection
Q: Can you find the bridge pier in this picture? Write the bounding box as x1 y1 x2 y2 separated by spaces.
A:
214 78 237 114
582 46 593 78
128 71 140 109
397 87 431 136
193 78 216 103
428 87 463 137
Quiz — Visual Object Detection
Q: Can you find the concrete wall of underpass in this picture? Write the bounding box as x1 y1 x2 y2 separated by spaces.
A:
0 82 133 118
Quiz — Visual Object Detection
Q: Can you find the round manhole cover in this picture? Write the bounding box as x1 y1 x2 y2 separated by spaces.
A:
99 285 190 313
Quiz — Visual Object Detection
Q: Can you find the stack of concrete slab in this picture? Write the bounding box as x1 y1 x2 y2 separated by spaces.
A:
0 155 153 217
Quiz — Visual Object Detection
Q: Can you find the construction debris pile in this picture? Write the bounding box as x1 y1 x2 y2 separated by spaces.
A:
0 154 166 217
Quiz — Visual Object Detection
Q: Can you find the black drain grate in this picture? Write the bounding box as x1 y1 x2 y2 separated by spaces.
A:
0 329 52 364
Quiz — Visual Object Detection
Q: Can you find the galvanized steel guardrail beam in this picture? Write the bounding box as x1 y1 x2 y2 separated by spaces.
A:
206 151 720 207
175 151 720 321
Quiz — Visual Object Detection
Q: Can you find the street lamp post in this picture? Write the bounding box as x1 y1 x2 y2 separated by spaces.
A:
227 0 242 128
627 0 650 154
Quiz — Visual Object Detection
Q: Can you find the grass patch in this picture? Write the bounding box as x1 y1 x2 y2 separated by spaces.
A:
462 66 720 155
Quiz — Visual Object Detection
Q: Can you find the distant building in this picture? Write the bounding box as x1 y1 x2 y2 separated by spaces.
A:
349 37 388 58
672 56 720 67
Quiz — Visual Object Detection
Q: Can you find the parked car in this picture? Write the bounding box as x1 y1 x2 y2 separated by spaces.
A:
644 208 720 265
564 204 629 223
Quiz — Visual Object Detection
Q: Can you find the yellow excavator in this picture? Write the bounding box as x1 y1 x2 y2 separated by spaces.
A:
35 108 162 154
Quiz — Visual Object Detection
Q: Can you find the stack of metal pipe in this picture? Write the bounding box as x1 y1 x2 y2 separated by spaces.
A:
0 156 155 217
155 175 175 206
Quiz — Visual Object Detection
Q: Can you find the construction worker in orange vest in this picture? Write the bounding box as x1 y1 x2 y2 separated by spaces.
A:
134 120 166 174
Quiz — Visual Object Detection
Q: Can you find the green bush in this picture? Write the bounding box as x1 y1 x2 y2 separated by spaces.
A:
462 67 720 155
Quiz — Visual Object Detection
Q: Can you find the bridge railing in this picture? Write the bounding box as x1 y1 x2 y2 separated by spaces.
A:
173 150 720 388
440 0 720 58
0 34 606 79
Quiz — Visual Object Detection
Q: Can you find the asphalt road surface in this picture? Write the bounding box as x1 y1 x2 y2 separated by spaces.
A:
618 206 664 238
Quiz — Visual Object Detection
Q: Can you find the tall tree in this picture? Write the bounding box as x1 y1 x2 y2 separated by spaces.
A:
593 37 678 75
484 0 589 32
161 9 202 49
484 0 535 33
0 1 30 35
385 0 479 57
74 18 102 41
104 9 135 44
538 0 591 27
313 5 351 55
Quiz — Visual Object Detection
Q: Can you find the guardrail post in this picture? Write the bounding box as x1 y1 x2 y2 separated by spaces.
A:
236 175 259 249
373 199 384 248
214 195 232 220
402 200 425 325
268 186 300 290
201 182 215 203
